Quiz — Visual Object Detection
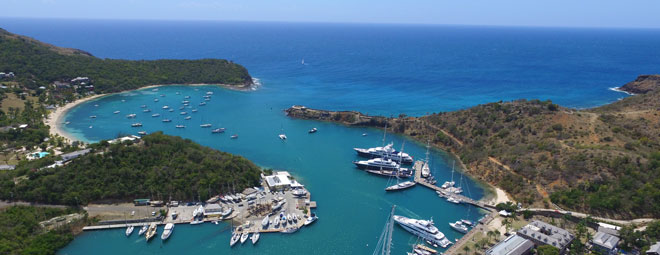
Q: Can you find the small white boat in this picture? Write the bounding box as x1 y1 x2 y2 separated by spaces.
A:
89 125 93 129
199 102 206 106
154 98 159 102
184 96 191 99
152 113 160 117
176 125 185 128
273 217 280 227
160 94 165 97
162 119 171 122
221 207 233 218
161 223 174 240
304 213 318 226
287 214 292 223
140 105 147 108
131 123 142 127
138 225 148 236
230 134 238 139
362 133 367 136
125 226 134 236
446 197 461 204
461 219 474 226
240 233 249 244
251 232 260 244
281 227 299 234
192 109 198 112
90 115 96 118
308 128 317 133
94 104 99 107
206 91 214 95
169 109 174 112
113 111 120 114
180 112 187 115
279 134 287 140
138 131 147 135
64 121 70 125
212 128 226 133
143 109 151 113
126 114 136 118
185 116 192 120
449 221 469 234
200 124 212 128
261 215 269 228
162 105 169 109
230 233 240 247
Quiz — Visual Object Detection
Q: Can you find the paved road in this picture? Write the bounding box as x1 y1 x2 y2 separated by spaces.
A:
525 208 656 225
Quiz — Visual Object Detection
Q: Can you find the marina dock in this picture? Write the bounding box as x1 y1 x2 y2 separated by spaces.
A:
412 161 495 211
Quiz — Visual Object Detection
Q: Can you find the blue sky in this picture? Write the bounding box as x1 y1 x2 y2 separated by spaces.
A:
3 0 660 28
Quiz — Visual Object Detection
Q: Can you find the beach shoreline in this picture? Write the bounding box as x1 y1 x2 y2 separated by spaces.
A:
45 82 259 143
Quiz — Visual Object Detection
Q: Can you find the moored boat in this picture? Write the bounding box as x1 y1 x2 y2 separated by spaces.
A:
161 223 174 240
308 128 317 133
261 215 269 228
151 113 160 117
212 128 225 133
131 123 142 127
353 158 400 171
145 223 158 241
304 213 318 226
354 142 414 164
251 232 260 244
385 181 416 191
230 233 240 247
162 119 171 122
138 225 148 236
125 225 134 236
240 233 249 244
200 124 212 128
449 221 469 233
393 215 452 248
175 125 185 128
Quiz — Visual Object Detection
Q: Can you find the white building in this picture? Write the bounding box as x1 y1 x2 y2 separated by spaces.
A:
264 171 303 190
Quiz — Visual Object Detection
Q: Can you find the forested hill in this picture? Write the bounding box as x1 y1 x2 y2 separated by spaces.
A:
0 132 262 205
0 28 253 92
286 75 660 219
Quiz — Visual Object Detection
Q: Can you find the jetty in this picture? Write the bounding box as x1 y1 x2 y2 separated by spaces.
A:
413 161 495 211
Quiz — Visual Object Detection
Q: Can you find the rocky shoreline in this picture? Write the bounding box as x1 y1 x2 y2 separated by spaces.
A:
618 74 660 94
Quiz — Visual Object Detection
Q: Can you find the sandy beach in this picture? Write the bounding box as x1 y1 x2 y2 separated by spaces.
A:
45 94 108 143
44 82 259 143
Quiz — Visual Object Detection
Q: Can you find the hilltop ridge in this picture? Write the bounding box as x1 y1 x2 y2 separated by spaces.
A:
286 75 660 219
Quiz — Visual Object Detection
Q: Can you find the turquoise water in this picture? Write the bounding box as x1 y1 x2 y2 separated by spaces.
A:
59 85 485 254
3 19 658 254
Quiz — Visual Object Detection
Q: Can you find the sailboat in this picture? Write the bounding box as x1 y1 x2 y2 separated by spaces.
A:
373 205 396 255
279 126 287 140
441 161 456 189
385 143 416 191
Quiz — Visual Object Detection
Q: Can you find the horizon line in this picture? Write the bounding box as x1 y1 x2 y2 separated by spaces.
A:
2 16 660 30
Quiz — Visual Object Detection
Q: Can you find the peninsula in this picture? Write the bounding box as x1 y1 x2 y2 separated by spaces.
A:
286 74 660 220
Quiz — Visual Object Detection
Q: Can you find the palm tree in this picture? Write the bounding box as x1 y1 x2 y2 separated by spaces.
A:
486 230 494 243
473 242 481 252
463 245 471 255
494 229 501 241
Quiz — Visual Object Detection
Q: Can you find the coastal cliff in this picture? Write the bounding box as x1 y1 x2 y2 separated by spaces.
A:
619 74 660 94
286 77 660 219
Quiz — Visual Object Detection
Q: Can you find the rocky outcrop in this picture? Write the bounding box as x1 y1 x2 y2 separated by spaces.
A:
284 105 390 127
619 74 660 94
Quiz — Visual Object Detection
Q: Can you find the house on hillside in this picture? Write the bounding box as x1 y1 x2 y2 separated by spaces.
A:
0 165 16 171
591 231 619 255
60 149 91 162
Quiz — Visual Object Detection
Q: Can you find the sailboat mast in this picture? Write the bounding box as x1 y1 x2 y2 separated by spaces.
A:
384 205 396 255
451 160 455 183
381 123 387 147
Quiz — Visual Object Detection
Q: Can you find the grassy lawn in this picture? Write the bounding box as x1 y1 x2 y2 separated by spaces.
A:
0 92 39 112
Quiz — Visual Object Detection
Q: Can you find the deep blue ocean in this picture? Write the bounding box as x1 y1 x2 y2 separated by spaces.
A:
1 18 660 254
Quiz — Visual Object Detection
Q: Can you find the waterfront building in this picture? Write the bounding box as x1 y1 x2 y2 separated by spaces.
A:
517 220 574 254
203 204 223 216
264 171 303 191
485 234 534 255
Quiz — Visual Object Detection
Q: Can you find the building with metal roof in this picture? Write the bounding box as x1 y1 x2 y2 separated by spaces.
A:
591 231 619 255
517 220 574 254
486 234 534 255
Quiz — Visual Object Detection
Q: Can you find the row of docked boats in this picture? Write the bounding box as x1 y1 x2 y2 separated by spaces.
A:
125 222 174 242
230 212 317 248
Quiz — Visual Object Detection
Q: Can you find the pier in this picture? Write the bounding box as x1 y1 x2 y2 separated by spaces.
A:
412 161 495 211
